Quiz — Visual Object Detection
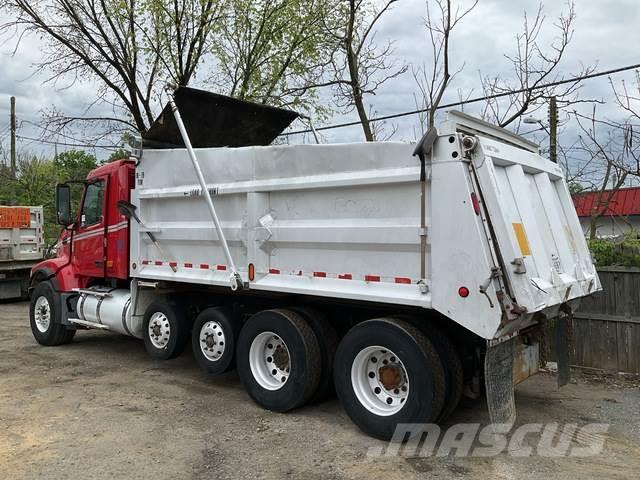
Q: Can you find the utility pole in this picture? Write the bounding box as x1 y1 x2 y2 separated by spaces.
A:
10 96 16 175
548 95 558 164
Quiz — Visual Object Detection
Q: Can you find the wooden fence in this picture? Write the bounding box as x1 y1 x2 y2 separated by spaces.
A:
562 267 640 373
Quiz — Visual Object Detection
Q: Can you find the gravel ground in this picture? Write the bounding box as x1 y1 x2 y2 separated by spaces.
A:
1 300 639 480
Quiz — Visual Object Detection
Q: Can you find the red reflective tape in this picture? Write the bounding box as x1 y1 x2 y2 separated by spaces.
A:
216 265 227 271
269 268 280 274
395 277 411 284
365 275 380 282
200 263 209 269
184 263 193 268
169 262 178 268
313 271 327 278
142 260 150 265
154 261 163 266
338 273 353 280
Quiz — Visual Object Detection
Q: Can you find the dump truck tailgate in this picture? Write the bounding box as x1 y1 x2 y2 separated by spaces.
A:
470 133 600 319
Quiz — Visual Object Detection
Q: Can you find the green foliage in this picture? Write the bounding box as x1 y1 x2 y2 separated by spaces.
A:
53 150 98 181
589 232 640 267
107 148 130 163
568 182 585 195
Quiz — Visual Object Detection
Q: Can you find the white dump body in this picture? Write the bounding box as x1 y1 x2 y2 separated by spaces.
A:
130 111 599 340
0 206 45 264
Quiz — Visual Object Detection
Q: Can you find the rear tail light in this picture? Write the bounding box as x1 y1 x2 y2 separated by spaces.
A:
458 286 470 298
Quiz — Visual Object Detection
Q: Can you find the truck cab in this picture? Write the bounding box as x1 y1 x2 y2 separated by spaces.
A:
32 160 135 292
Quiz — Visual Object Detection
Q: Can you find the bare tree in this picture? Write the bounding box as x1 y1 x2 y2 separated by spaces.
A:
1 0 225 133
324 0 407 141
211 0 333 116
572 104 640 239
412 0 477 134
479 1 592 131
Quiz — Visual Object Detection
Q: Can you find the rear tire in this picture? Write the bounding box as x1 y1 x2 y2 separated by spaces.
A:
236 309 321 412
192 307 239 375
423 325 463 423
143 299 189 360
403 318 464 423
29 281 76 346
289 306 338 402
334 317 445 441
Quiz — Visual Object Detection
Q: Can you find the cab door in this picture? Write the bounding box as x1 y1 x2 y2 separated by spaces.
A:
72 178 107 279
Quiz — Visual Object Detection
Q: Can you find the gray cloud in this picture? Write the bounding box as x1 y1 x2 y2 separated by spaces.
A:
1 1 639 157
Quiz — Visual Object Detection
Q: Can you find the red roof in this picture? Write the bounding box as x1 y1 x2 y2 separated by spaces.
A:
573 187 640 217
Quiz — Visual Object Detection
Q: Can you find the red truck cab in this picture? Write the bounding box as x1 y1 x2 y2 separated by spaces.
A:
31 160 135 292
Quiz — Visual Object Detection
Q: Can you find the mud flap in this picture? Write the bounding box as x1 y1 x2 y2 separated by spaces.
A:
555 314 571 388
484 337 516 428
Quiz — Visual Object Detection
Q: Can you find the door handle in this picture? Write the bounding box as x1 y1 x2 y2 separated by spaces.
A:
94 260 104 267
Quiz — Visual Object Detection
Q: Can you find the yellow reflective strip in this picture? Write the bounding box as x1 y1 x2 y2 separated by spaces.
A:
512 222 532 256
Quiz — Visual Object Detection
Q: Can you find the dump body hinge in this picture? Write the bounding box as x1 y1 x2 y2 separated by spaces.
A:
479 267 502 308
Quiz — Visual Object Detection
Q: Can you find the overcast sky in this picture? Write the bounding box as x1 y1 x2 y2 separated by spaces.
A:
1 0 639 161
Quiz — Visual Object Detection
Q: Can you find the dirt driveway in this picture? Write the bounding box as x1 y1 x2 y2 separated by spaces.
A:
1 301 639 480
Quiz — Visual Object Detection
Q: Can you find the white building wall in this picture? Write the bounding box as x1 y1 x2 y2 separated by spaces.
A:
579 215 640 238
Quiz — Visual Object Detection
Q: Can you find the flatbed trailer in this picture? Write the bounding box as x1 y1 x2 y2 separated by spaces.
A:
29 87 599 440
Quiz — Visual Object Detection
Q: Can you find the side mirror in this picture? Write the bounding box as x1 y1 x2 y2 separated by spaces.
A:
55 184 72 226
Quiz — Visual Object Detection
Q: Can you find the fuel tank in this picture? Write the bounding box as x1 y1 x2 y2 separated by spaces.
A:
77 288 142 338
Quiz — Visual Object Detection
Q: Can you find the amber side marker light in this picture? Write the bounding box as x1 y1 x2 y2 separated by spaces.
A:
248 263 255 281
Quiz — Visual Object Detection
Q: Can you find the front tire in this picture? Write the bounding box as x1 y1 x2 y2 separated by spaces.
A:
143 299 189 360
29 281 75 346
334 317 445 440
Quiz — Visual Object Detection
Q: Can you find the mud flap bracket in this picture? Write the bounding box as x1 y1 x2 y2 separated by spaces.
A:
555 314 571 388
485 337 516 428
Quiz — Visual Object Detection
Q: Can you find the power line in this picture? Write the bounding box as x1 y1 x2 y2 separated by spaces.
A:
283 62 640 136
16 134 121 150
19 119 118 147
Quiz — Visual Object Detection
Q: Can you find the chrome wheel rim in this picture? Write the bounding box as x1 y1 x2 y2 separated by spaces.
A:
351 346 409 416
199 321 226 361
148 312 171 349
249 331 290 391
34 296 51 333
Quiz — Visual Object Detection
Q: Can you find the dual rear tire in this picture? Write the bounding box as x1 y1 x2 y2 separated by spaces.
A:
146 300 462 441
236 309 322 412
334 317 449 440
193 307 338 413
